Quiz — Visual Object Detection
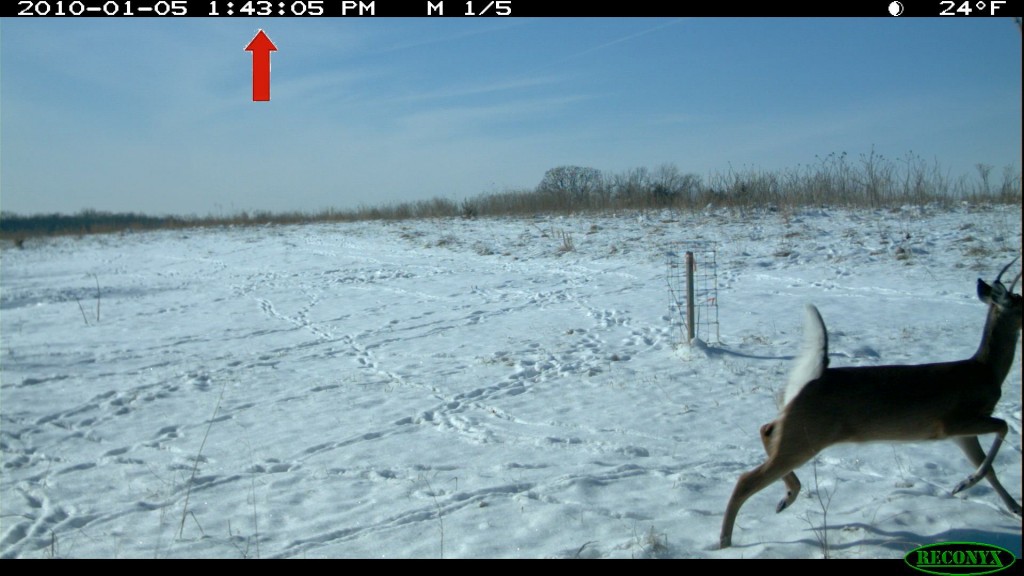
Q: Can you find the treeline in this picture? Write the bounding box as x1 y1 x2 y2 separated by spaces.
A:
2 151 1020 240
1 210 189 237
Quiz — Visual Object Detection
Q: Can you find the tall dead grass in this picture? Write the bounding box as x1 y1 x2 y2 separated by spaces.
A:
3 151 1018 240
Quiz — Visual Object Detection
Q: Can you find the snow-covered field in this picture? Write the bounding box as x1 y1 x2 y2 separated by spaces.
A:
2 205 1021 559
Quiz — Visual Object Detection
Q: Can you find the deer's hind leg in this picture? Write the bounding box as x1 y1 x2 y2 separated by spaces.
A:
720 420 812 549
761 420 801 513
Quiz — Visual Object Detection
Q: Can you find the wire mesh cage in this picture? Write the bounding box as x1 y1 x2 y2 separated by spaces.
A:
666 241 720 344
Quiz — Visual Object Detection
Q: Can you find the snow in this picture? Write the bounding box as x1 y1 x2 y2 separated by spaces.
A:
1 205 1021 558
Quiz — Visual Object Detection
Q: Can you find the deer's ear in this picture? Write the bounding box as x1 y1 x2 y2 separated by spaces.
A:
977 279 992 303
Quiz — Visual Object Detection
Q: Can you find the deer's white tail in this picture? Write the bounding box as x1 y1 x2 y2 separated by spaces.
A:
782 304 828 408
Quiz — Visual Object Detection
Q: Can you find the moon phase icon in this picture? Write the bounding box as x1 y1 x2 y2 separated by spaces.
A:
888 1 904 16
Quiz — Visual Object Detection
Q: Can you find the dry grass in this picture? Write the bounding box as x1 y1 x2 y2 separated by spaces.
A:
3 152 1019 241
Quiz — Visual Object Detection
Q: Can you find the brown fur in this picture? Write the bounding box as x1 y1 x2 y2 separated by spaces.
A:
720 265 1022 549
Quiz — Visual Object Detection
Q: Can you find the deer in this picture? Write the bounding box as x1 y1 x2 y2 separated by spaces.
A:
720 259 1023 549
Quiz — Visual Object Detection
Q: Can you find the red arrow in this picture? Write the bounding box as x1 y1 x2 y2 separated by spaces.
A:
245 30 277 102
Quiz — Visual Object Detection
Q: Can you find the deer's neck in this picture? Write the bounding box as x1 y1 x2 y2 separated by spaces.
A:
973 310 1022 383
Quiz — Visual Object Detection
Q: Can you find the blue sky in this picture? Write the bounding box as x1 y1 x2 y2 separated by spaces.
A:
2 17 1020 216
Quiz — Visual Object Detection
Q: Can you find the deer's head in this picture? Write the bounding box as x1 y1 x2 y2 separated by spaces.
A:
978 257 1022 325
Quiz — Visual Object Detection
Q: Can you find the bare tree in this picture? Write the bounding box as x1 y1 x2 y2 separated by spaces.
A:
537 166 604 213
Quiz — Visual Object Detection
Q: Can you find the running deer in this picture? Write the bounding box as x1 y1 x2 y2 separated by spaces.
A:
720 259 1023 549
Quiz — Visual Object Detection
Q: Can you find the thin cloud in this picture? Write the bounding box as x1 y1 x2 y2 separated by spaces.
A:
528 18 688 72
372 18 535 54
387 75 565 104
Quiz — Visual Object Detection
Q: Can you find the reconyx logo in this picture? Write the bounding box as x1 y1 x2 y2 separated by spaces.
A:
905 542 1016 576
